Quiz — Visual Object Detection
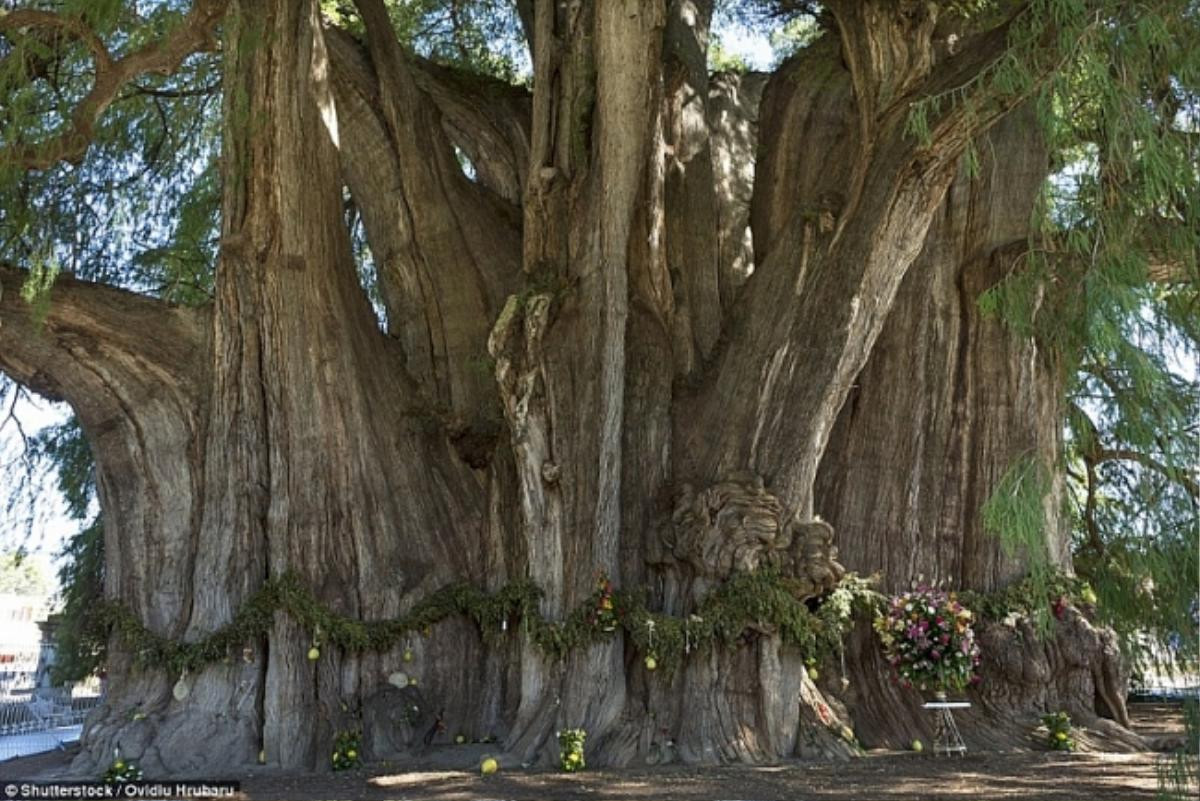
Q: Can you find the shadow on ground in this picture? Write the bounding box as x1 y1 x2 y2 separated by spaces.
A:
1 702 1189 800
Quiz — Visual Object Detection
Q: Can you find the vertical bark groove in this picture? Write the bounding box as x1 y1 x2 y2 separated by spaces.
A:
0 2 1144 776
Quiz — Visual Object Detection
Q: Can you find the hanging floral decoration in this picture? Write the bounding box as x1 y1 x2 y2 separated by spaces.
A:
874 585 981 693
97 569 882 679
643 619 658 670
590 575 618 632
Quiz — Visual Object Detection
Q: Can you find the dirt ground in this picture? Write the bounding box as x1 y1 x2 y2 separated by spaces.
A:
1 702 1191 801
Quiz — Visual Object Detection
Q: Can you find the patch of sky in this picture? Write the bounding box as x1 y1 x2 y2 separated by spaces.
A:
0 385 76 591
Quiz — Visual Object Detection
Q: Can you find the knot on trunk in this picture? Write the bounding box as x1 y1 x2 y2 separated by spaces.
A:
488 293 552 440
667 471 845 596
363 685 437 758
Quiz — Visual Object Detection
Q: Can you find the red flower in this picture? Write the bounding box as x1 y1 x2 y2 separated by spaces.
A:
1052 596 1067 620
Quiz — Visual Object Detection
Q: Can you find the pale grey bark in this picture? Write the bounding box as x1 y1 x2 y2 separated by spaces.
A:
0 0 1140 775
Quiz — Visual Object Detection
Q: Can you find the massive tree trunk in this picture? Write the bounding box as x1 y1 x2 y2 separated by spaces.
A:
0 0 1141 776
810 98 1136 750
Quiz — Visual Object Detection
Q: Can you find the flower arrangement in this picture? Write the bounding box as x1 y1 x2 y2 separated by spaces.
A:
558 728 586 772
102 752 143 783
330 730 362 771
1042 711 1076 751
874 586 981 694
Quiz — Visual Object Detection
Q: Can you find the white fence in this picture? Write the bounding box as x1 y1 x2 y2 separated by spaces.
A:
0 688 102 762
1131 671 1200 700
1130 639 1199 700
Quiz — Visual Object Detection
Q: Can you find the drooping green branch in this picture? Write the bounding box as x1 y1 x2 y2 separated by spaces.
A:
0 8 112 71
0 0 228 172
1089 448 1199 498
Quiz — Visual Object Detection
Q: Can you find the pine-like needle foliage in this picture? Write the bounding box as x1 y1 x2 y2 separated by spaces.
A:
0 0 222 302
973 1 1198 663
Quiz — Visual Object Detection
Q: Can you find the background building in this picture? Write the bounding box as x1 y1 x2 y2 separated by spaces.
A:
0 592 52 698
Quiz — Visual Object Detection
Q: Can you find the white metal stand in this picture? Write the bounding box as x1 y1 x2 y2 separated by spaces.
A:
921 700 969 756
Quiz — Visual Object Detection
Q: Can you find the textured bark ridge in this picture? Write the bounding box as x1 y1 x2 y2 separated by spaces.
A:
643 474 857 763
0 0 1143 776
810 95 1128 753
812 101 1065 594
836 604 1142 755
37 0 510 775
971 609 1139 749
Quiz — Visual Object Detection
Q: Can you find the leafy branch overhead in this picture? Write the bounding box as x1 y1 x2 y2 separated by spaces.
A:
0 0 228 172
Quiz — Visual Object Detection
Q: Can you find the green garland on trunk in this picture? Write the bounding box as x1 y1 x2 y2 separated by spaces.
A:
96 570 884 677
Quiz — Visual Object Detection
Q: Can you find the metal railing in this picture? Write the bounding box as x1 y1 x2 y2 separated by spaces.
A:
0 687 103 762
1130 642 1200 701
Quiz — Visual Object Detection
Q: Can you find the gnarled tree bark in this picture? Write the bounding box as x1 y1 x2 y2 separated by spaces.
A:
0 0 1143 775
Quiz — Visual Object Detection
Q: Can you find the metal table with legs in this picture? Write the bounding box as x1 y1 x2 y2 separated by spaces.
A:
921 700 970 756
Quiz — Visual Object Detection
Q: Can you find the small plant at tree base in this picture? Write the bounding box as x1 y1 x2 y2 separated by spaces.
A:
558 728 586 772
1042 711 1076 752
330 730 362 771
874 585 981 694
102 753 143 783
